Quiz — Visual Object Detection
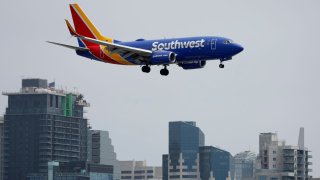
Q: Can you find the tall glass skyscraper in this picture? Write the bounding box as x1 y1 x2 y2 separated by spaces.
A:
163 121 205 180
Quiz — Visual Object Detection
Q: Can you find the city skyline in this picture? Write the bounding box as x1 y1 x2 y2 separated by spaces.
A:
0 0 319 177
0 78 316 179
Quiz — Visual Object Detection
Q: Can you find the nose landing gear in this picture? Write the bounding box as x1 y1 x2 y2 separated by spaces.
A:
219 60 225 68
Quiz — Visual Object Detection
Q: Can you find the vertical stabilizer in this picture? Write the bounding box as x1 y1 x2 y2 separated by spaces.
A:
69 4 112 47
298 127 304 149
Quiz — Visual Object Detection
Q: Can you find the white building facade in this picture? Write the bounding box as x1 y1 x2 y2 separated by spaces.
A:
256 128 312 180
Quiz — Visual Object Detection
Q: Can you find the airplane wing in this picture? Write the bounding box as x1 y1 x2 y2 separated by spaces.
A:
46 41 89 51
78 36 152 60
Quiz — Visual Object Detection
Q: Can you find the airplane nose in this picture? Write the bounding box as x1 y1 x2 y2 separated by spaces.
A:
234 44 244 54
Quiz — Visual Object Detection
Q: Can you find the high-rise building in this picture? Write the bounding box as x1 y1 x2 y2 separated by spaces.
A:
199 146 235 180
119 160 162 180
256 128 312 180
163 121 205 180
234 151 256 180
162 121 236 180
0 116 3 180
88 129 119 179
2 78 90 180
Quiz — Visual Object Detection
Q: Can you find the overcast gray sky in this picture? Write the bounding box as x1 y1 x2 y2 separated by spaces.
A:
0 0 319 176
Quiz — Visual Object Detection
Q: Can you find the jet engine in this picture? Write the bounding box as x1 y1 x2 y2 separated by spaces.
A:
178 61 206 70
150 51 176 65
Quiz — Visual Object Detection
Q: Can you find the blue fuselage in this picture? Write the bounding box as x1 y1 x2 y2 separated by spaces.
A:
118 36 243 63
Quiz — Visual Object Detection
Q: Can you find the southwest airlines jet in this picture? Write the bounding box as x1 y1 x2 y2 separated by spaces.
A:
48 4 244 76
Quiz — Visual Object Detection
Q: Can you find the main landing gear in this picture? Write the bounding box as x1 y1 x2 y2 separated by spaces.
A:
141 65 169 76
141 65 151 73
160 65 169 76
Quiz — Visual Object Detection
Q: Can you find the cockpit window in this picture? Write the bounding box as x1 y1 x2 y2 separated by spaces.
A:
224 40 233 44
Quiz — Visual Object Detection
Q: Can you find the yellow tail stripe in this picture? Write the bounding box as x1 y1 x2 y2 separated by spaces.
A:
72 4 112 42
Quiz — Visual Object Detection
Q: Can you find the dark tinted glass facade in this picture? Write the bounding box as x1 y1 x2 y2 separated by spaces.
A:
199 146 234 180
3 79 88 180
163 121 204 180
0 117 3 180
162 154 168 179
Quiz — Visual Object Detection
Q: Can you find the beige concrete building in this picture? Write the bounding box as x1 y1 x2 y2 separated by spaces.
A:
119 160 162 180
256 128 312 180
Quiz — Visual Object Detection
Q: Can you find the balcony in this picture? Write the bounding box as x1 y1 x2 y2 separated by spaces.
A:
75 100 90 107
39 145 52 149
283 153 294 156
297 160 305 165
297 154 304 158
283 159 294 163
297 166 305 171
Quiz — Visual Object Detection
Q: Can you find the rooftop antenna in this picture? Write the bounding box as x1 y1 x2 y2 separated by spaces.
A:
298 127 304 149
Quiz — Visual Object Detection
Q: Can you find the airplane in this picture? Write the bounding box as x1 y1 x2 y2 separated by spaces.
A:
48 4 244 76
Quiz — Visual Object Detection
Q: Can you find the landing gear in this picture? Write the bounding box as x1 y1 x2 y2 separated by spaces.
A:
142 65 151 73
219 61 225 69
160 66 169 76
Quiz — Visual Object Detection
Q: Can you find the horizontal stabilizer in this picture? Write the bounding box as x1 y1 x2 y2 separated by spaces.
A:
46 41 88 51
65 19 78 37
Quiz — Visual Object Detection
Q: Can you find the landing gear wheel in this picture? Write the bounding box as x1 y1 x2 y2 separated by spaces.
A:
160 68 169 76
142 65 151 73
219 63 225 69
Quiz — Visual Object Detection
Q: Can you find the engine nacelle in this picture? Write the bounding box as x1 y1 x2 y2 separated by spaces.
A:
179 61 206 70
150 51 176 65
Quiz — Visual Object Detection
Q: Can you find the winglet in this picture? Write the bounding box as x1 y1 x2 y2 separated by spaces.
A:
65 19 79 37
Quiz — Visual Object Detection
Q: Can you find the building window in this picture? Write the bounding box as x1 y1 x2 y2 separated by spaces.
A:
121 171 132 174
273 151 276 154
134 170 145 174
50 95 53 107
259 176 267 180
121 176 132 179
55 96 59 108
273 158 276 161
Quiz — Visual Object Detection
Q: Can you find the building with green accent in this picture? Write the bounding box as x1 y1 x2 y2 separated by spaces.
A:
2 79 90 180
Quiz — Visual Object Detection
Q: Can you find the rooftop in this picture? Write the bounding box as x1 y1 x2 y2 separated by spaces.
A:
2 78 90 107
